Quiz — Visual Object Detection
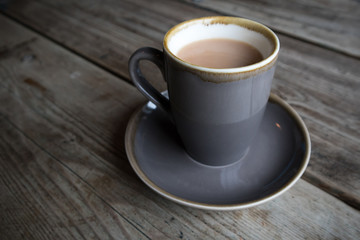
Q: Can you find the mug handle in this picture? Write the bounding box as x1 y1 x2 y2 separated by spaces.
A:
128 47 171 115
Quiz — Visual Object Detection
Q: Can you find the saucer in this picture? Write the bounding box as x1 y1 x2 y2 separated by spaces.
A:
125 93 311 210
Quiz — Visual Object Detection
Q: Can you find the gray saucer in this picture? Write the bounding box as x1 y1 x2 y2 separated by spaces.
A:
125 94 311 210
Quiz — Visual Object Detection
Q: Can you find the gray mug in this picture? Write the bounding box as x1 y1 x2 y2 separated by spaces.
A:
129 16 280 166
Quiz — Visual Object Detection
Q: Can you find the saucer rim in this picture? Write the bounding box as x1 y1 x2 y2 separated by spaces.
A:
125 93 311 211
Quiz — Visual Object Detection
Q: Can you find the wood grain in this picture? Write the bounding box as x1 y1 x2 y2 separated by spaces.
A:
1 14 360 240
182 0 360 57
2 0 360 208
0 119 149 240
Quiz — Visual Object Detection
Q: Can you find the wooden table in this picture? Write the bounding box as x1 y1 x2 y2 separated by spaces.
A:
1 0 359 239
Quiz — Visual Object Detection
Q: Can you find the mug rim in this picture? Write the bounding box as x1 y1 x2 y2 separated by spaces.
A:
163 16 280 74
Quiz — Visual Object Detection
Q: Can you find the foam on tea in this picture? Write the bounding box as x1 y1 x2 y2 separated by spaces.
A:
177 38 263 69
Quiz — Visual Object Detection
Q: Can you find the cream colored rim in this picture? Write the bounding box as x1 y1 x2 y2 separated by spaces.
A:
163 16 280 74
125 93 311 211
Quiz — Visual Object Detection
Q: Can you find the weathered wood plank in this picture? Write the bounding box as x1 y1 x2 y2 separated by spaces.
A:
0 118 149 240
0 15 150 240
1 14 360 240
2 0 360 208
182 0 360 57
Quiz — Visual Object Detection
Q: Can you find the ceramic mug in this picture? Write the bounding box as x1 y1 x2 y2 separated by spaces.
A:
129 16 280 166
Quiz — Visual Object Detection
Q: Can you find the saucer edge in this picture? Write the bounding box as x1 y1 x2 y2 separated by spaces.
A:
125 93 311 211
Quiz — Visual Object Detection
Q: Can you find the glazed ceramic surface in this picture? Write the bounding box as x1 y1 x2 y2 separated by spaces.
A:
125 94 310 210
129 16 280 166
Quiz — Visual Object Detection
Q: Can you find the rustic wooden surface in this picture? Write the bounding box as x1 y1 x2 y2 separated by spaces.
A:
1 0 360 239
3 0 360 208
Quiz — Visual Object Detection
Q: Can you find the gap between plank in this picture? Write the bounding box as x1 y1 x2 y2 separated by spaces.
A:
1 115 153 240
0 12 137 88
302 171 360 211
